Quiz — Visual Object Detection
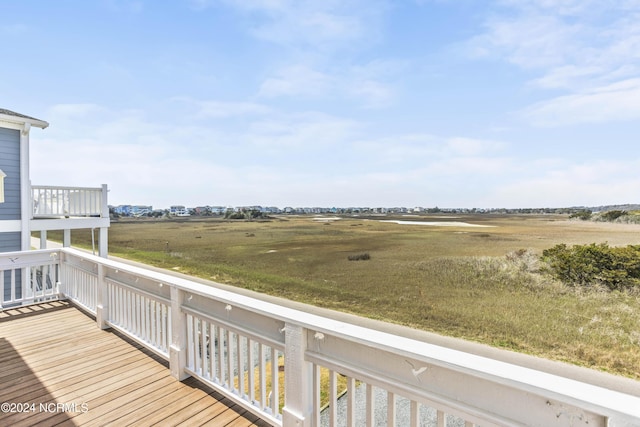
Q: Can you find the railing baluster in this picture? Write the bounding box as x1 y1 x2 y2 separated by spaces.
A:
227 329 233 390
187 314 194 371
10 269 16 302
120 286 125 327
237 333 245 398
388 391 396 427
410 400 419 427
247 338 255 403
218 327 226 387
329 369 337 426
164 303 170 353
313 364 321 427
201 318 208 378
259 343 266 410
141 295 147 342
271 347 279 416
366 383 375 427
150 300 157 345
209 322 216 382
347 376 356 427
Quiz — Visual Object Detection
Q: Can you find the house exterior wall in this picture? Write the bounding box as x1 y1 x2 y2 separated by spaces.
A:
0 127 21 221
0 231 20 252
0 127 22 254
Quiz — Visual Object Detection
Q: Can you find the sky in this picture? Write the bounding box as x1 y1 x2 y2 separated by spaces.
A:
2 0 640 209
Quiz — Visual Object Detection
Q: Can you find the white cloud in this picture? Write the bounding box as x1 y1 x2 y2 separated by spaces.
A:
245 111 360 150
485 158 640 207
217 0 383 50
523 78 640 126
48 103 107 119
466 11 580 69
257 59 402 108
446 137 506 156
468 1 640 126
195 101 271 119
348 80 394 108
258 65 334 98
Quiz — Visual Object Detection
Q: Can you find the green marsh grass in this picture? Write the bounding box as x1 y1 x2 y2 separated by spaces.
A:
47 214 640 379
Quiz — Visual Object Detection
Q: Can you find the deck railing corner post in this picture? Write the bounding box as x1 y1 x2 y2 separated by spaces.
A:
282 323 313 427
95 262 110 329
169 285 189 381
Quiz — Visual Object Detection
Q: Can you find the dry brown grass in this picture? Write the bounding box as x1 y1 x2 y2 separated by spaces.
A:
51 214 640 379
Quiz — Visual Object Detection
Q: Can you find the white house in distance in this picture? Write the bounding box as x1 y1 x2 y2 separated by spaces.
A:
169 205 190 216
0 108 110 256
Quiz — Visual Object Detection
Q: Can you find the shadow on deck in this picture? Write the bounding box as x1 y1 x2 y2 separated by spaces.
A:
0 301 271 426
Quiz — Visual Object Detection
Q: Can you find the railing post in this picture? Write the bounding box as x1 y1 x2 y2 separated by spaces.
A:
98 227 108 258
99 184 109 258
39 230 47 249
101 184 109 218
283 323 313 427
55 250 65 300
95 262 110 329
63 229 71 248
169 285 189 381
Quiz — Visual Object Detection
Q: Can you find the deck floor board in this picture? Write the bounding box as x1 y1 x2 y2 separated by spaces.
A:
0 301 270 426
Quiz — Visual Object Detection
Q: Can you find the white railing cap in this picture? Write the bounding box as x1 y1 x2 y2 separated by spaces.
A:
32 185 104 191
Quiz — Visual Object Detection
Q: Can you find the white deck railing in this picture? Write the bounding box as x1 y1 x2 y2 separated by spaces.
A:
0 249 60 308
2 248 640 427
31 185 107 218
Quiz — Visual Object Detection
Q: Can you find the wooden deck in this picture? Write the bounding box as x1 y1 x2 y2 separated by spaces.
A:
0 301 270 427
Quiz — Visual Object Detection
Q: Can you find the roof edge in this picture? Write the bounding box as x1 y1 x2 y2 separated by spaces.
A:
0 108 49 129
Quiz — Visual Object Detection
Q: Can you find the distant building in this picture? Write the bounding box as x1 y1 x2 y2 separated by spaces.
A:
169 205 190 216
113 205 131 216
210 206 227 214
113 205 152 216
131 205 152 216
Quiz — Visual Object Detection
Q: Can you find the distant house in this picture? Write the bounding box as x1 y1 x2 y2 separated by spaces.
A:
114 205 132 216
114 205 152 217
131 205 152 216
169 205 190 216
210 206 227 215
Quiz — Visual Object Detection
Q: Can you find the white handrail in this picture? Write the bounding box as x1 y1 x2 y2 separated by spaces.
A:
0 249 60 308
3 248 639 427
31 185 107 218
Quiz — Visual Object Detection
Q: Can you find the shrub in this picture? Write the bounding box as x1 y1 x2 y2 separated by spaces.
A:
597 210 627 222
569 210 592 220
348 253 370 261
541 243 640 291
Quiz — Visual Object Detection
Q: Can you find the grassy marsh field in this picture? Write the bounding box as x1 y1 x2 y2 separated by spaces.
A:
56 214 640 379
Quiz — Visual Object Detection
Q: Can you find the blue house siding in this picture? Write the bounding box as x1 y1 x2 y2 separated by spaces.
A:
1 232 22 303
0 231 20 252
0 127 22 254
0 127 21 221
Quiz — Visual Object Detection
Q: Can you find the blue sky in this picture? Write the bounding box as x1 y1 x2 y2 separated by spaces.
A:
2 0 639 209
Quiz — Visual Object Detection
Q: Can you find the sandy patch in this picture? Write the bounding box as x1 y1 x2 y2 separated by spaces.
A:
380 220 494 228
312 216 341 222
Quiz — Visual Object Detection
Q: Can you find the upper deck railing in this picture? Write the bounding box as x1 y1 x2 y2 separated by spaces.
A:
1 248 639 426
31 185 107 218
